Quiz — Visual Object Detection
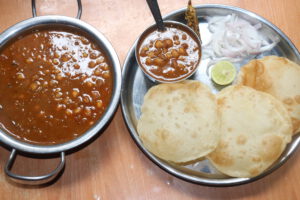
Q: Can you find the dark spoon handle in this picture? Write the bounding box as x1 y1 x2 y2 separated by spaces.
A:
146 0 166 31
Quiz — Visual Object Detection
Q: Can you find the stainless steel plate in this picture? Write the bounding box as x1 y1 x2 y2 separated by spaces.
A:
121 4 300 186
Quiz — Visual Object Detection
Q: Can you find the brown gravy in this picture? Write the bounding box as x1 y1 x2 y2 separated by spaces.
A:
138 24 201 82
0 28 113 145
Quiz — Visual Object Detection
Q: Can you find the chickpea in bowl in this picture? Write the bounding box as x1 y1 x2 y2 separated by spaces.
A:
136 21 201 83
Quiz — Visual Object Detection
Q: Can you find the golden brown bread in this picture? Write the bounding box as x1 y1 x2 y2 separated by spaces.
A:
237 56 300 134
207 85 293 178
137 80 220 163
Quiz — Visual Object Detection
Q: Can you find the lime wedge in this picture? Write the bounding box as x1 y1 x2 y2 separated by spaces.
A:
211 61 236 85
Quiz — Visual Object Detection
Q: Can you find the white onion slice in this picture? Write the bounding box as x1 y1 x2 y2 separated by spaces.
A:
203 14 279 65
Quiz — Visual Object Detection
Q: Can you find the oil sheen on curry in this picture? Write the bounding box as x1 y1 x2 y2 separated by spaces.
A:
138 24 201 82
0 28 113 145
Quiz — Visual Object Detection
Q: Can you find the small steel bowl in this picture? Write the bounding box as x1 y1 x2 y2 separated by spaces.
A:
135 21 202 83
0 1 121 182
